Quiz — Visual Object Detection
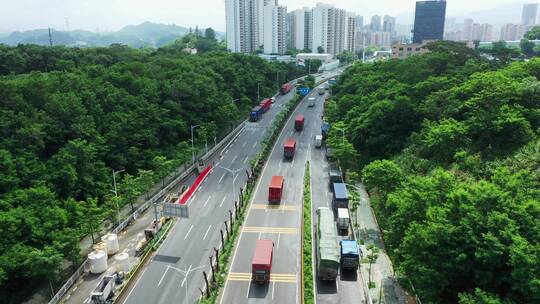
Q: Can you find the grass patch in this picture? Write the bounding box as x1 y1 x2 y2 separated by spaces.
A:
303 161 315 304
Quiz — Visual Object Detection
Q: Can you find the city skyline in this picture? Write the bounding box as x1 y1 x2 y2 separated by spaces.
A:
0 0 531 33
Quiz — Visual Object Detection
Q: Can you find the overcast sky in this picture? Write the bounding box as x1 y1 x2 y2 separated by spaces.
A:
0 0 527 33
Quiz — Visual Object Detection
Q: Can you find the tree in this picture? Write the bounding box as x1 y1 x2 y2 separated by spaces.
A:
525 25 540 40
520 39 536 57
361 160 403 199
80 198 105 244
366 244 379 287
204 27 216 40
317 46 325 53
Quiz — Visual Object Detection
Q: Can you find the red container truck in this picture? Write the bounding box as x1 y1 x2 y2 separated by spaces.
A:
259 98 272 112
252 239 274 284
280 83 293 95
283 138 296 160
295 115 305 131
268 176 284 204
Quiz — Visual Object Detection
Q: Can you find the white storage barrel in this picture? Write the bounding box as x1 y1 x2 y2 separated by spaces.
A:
88 250 108 274
115 252 131 273
104 233 119 255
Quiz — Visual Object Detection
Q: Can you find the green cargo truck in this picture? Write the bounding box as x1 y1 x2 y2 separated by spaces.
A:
316 207 340 280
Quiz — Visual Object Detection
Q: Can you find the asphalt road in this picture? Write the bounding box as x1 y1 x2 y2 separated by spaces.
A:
121 73 339 304
309 101 367 304
219 84 328 304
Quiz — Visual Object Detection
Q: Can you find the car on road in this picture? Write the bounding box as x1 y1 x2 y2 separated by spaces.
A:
308 97 316 107
271 96 276 103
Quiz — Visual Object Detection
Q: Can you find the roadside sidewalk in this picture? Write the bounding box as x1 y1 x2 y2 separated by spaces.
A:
353 183 410 304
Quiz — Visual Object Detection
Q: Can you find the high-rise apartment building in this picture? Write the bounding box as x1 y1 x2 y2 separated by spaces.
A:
263 4 287 54
522 3 538 26
312 3 347 54
259 0 278 44
344 12 357 52
355 15 364 30
463 18 473 41
500 23 526 41
290 7 312 51
412 0 447 44
226 0 263 53
370 15 382 31
383 15 396 33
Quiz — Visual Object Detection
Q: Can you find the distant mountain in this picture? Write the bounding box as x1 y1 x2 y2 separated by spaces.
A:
0 22 224 48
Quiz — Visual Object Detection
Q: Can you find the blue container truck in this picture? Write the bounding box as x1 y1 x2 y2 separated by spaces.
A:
340 240 360 270
250 106 264 122
332 183 349 211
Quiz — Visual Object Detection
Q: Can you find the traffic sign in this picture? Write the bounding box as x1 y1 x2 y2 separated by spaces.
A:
299 87 310 96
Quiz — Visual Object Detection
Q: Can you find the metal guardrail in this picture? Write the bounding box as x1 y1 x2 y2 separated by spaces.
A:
48 121 247 304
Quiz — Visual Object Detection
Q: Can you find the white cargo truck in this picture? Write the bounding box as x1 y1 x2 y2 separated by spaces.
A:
337 208 350 234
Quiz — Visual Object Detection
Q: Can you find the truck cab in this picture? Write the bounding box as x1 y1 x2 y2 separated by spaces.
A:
252 239 274 284
268 176 284 204
250 106 263 122
340 240 360 271
283 138 296 160
328 169 343 190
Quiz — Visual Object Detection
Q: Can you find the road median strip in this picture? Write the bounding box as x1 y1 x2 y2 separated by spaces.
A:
302 161 315 304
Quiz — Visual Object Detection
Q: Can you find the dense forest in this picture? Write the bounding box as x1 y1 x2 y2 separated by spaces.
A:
0 32 305 301
326 41 540 303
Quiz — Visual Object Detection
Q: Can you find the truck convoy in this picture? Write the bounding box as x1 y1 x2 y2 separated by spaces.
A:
280 82 293 95
316 207 340 280
295 115 305 131
340 240 360 271
268 176 284 204
252 239 274 284
283 138 296 160
332 183 349 211
250 106 263 122
259 98 272 113
337 208 350 234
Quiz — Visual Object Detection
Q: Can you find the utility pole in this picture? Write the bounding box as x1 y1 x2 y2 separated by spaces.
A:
48 28 53 47
111 169 125 223
220 166 242 205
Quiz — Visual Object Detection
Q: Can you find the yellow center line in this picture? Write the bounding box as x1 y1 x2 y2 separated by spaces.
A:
228 272 297 283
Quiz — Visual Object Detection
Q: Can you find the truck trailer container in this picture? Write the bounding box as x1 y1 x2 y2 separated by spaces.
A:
328 169 343 190
280 82 293 95
332 183 349 211
337 208 350 234
294 115 305 131
252 239 274 284
316 207 340 280
268 176 284 203
259 98 272 112
283 138 296 160
340 240 360 270
250 106 264 122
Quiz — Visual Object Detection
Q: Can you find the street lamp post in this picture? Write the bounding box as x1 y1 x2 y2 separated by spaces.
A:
257 83 260 101
220 166 242 204
191 125 199 166
111 169 125 224
158 264 206 304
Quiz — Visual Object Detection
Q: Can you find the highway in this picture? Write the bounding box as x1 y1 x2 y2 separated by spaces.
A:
310 114 367 303
219 84 325 304
121 73 336 304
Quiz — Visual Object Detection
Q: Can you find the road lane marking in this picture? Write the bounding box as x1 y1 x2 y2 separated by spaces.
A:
242 227 297 234
233 174 239 183
123 266 148 303
181 264 192 287
291 157 295 166
252 142 257 149
242 141 247 148
250 204 298 211
184 225 194 240
157 266 170 286
203 225 212 240
231 155 238 163
203 195 212 208
228 272 296 283
219 195 227 208
225 149 229 154
219 172 226 183
243 156 248 164
272 281 275 299
277 233 281 249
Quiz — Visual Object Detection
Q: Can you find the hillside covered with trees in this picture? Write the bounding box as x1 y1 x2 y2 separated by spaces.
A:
326 41 540 303
0 37 304 301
